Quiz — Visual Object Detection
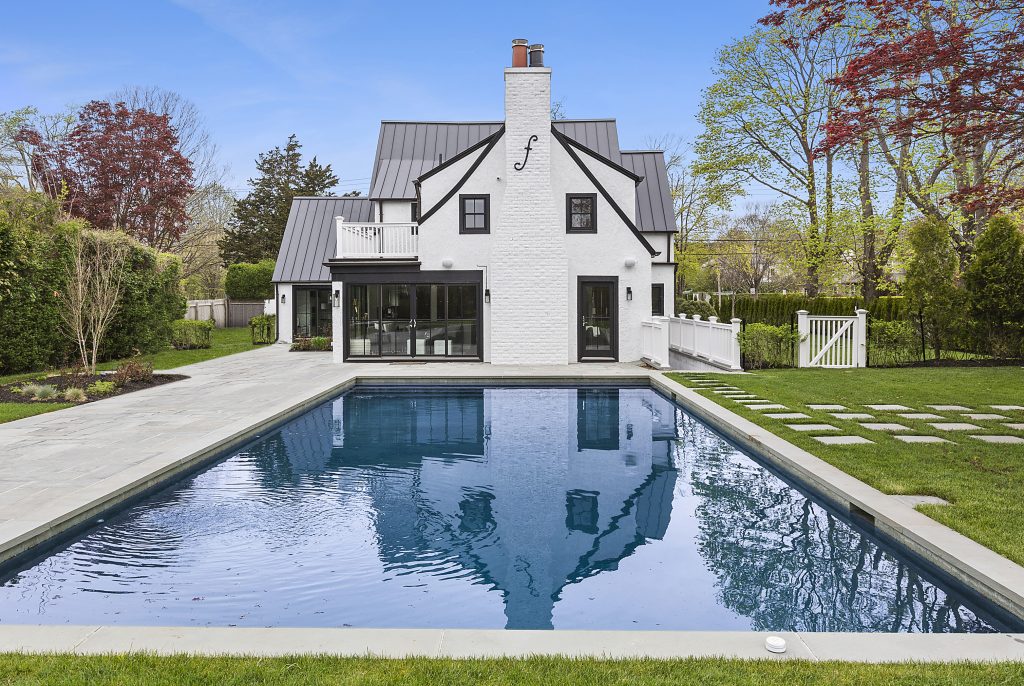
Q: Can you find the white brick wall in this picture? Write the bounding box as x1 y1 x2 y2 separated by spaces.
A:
489 68 569 364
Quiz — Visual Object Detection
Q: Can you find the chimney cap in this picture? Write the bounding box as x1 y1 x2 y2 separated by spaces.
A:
529 43 544 51
512 38 529 46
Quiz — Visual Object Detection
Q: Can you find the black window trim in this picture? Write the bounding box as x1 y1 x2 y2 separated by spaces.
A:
566 193 598 234
651 283 665 317
459 194 490 234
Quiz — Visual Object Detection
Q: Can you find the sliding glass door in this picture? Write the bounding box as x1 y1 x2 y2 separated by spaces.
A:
346 283 479 359
294 287 333 339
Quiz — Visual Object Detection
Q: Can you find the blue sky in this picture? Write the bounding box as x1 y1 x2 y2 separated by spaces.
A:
1 0 772 195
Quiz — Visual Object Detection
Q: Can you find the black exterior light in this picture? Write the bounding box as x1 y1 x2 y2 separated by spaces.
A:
334 289 340 307
626 287 632 301
484 288 491 304
281 292 286 304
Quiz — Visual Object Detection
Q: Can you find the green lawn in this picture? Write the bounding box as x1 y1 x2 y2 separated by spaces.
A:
0 327 260 425
0 654 1020 685
667 367 1024 565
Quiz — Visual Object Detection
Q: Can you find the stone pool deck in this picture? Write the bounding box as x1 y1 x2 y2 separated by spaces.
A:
1 345 1024 662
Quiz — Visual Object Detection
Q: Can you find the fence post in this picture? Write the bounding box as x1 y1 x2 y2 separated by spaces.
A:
730 318 742 370
855 308 868 368
796 310 810 367
653 315 671 369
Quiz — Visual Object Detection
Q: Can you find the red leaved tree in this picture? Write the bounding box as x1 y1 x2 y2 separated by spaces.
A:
765 0 1024 263
28 101 194 251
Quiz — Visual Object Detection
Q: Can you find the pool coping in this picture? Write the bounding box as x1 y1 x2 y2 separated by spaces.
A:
2 356 1024 661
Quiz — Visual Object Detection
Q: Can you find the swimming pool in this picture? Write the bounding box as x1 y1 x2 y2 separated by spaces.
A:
1 385 1017 632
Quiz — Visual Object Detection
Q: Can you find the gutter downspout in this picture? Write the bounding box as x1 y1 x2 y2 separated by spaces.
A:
273 283 280 343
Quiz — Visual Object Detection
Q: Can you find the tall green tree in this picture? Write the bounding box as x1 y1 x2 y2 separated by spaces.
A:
219 135 338 264
903 218 964 362
963 216 1024 357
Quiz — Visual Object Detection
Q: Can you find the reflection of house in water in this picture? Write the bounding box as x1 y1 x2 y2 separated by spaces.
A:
329 386 679 629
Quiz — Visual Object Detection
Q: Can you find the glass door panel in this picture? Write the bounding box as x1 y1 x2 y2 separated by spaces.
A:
381 285 412 356
414 285 447 357
348 284 380 356
446 284 479 357
579 281 616 360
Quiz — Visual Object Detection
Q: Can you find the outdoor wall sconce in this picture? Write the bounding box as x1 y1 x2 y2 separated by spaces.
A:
624 257 637 268
442 258 454 268
280 292 286 304
333 289 340 308
484 288 491 304
626 287 633 301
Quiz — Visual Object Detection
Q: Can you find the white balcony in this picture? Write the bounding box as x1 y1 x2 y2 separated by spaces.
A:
335 217 418 260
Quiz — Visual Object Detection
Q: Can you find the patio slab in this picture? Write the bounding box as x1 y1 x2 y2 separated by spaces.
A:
929 422 983 431
764 413 810 420
991 405 1024 411
927 405 972 411
970 435 1024 444
807 404 846 411
864 404 912 411
831 412 874 420
894 436 954 444
813 436 874 445
859 423 913 432
785 424 841 432
747 404 788 411
1004 424 1024 431
899 413 944 420
963 413 1009 421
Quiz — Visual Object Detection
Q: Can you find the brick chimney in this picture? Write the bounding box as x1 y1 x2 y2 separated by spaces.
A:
489 40 569 364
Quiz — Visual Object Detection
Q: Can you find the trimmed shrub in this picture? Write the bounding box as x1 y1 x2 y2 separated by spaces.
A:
87 380 117 395
738 323 800 369
869 320 919 367
290 336 332 352
225 260 275 300
676 299 719 320
250 314 276 345
716 294 906 326
112 359 154 385
171 319 214 350
963 216 1024 358
63 387 87 402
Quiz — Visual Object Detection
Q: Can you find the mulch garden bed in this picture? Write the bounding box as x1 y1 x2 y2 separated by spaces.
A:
0 372 187 405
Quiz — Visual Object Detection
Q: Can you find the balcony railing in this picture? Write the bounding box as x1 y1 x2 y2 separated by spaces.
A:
335 217 418 259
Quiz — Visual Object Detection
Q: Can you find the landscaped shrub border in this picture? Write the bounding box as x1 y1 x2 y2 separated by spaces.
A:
224 260 275 300
249 314 276 345
289 336 332 352
171 320 214 350
714 294 906 326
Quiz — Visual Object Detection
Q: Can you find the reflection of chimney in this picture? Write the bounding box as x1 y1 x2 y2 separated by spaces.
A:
512 38 528 67
528 44 544 68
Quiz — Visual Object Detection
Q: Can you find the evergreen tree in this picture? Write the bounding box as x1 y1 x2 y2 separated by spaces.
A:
963 216 1024 357
218 135 338 264
903 219 964 362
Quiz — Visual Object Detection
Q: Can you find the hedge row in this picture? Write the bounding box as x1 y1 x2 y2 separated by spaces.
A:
711 294 906 326
0 192 185 374
225 260 275 300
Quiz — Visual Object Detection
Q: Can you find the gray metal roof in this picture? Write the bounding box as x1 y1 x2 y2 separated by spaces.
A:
621 151 676 232
272 197 372 283
368 122 503 199
552 119 622 164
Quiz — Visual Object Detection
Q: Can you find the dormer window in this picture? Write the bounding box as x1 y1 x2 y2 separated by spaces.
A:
459 194 490 234
566 193 597 233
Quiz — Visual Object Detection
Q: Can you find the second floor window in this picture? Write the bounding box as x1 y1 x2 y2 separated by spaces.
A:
459 194 489 234
566 193 597 233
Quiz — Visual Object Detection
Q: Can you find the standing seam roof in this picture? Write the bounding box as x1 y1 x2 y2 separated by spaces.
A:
621 151 676 232
272 197 373 283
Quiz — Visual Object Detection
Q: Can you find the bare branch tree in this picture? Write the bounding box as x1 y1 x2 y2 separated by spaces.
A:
58 231 130 372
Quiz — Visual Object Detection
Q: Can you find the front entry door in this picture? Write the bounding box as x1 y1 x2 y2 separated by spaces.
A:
578 278 617 361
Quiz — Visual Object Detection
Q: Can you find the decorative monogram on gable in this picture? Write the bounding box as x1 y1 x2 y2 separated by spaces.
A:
513 135 539 171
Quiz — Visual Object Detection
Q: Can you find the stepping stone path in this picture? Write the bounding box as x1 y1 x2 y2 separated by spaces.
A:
992 405 1024 411
895 435 953 444
807 404 846 411
786 424 841 432
929 422 981 431
970 435 1024 444
927 405 971 411
865 404 912 411
899 413 943 420
860 422 912 432
962 413 1008 420
734 399 768 404
727 395 759 400
831 412 874 420
748 404 787 411
765 412 810 420
712 388 743 393
814 435 874 445
1003 423 1024 431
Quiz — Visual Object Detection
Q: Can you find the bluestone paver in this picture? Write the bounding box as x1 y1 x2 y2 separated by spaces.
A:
929 422 982 431
970 435 1024 444
865 404 912 411
859 423 912 432
813 436 874 445
894 436 953 444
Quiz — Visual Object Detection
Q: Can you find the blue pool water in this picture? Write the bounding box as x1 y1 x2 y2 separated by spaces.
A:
0 386 1017 632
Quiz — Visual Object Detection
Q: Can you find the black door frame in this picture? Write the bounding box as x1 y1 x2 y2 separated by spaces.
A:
341 270 484 362
292 286 332 339
577 275 618 362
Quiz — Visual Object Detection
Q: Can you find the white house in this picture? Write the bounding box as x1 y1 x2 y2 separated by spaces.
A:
271 40 677 364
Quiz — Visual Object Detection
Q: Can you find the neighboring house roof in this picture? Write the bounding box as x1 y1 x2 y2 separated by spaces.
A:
272 196 372 283
621 151 676 232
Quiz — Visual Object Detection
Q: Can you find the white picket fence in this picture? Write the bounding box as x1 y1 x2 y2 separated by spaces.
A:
641 314 742 371
797 309 867 368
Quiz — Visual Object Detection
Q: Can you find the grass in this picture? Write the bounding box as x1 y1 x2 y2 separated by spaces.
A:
0 327 260 424
0 654 1020 685
667 367 1024 565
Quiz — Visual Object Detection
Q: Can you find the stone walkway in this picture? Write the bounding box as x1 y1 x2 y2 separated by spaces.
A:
685 375 1024 446
0 346 650 567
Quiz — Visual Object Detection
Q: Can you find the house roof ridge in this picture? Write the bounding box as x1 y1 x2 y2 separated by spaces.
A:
621 149 666 154
379 119 504 125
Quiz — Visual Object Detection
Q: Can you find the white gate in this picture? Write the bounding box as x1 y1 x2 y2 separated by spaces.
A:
797 309 868 368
